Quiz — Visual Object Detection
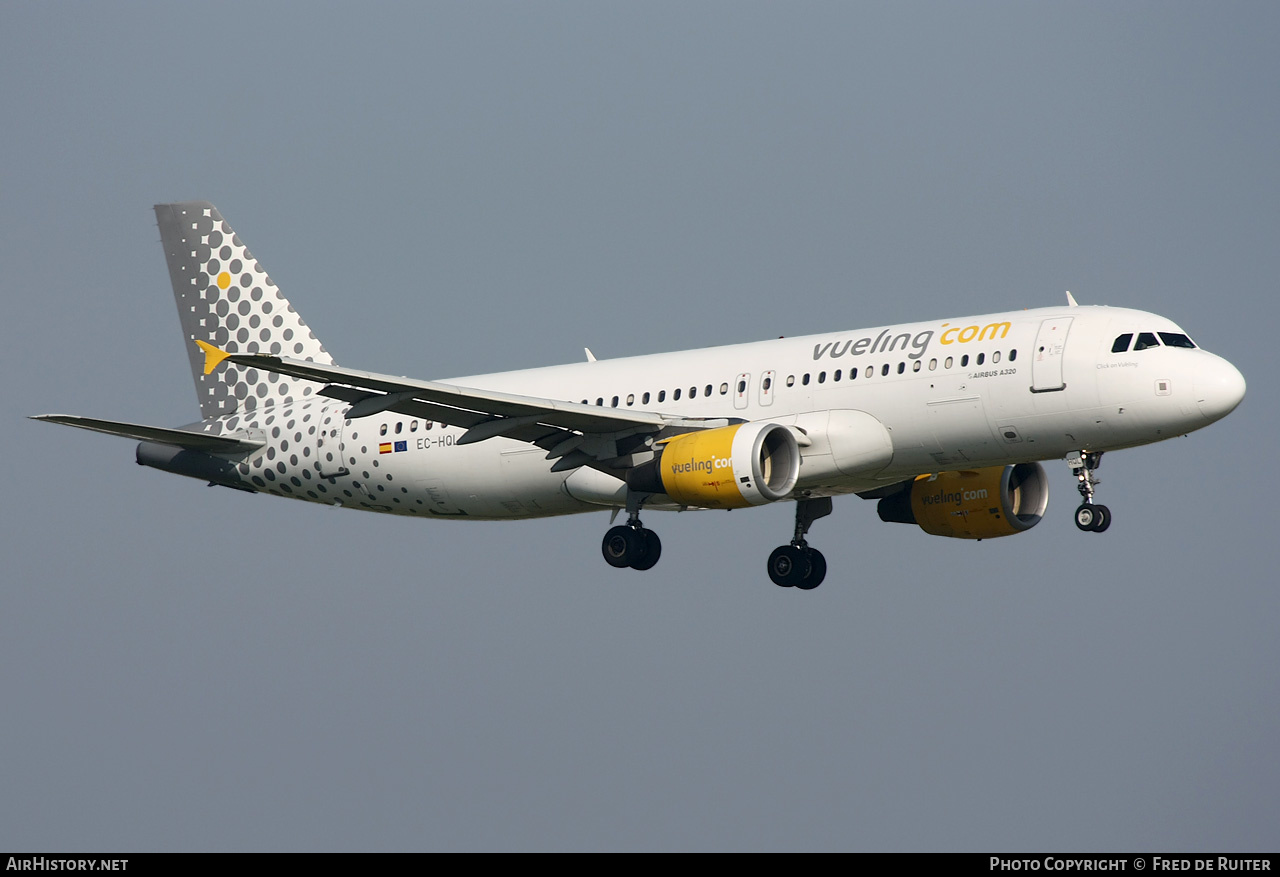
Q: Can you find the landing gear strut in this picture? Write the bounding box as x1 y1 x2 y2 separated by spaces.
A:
1068 450 1111 533
767 497 832 589
602 493 662 571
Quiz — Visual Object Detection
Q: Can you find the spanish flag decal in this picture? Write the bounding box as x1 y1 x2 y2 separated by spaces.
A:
379 443 393 454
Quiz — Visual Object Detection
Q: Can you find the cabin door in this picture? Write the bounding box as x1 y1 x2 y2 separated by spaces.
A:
316 407 349 477
1030 317 1073 393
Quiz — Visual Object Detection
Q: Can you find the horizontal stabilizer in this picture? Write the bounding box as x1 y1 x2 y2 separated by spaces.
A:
30 415 264 454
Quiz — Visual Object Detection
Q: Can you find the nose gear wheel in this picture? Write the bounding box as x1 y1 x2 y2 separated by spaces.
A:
1067 450 1111 533
1074 503 1111 532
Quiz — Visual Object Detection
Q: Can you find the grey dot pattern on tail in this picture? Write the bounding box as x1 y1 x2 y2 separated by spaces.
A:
155 201 334 420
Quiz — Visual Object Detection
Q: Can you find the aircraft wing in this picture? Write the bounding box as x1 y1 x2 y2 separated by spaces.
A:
30 414 265 453
211 347 730 470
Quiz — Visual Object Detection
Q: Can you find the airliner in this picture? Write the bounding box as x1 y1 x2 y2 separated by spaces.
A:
33 202 1246 589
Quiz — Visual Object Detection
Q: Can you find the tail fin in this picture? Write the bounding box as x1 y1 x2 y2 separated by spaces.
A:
154 201 335 419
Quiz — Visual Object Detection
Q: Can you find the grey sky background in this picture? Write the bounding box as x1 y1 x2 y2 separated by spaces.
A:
3 2 1277 852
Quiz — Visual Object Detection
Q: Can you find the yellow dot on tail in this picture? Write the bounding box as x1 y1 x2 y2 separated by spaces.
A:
217 272 231 289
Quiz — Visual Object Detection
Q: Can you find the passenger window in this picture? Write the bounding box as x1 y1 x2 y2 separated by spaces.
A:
802 374 810 386
992 351 1001 364
818 371 826 383
945 356 954 369
658 390 665 402
626 394 634 406
865 366 874 378
913 360 922 372
1134 332 1160 351
689 386 697 398
642 392 650 404
1112 334 1133 353
705 384 713 397
1009 349 1017 362
881 364 889 376
896 362 905 374
380 423 388 436
960 355 969 367
1159 332 1196 349
833 369 842 382
763 377 772 390
929 358 937 371
786 375 795 387
736 380 745 393
395 422 402 434
720 383 729 395
976 353 985 365
674 388 681 400
849 368 857 380
611 396 619 407
410 420 418 432
426 421 434 430
596 397 603 406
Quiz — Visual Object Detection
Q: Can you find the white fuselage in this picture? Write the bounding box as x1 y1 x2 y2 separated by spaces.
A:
197 305 1243 520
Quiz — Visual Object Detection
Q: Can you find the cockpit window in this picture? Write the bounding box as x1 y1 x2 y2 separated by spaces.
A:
1111 334 1133 353
1158 332 1196 349
1134 332 1161 351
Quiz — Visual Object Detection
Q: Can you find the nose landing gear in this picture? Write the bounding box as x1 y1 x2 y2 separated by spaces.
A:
1068 450 1111 532
767 496 832 589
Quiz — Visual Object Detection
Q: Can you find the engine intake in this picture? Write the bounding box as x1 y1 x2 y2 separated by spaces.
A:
877 462 1049 539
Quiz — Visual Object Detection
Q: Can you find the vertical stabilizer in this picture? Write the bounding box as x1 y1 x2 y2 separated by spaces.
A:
155 201 335 419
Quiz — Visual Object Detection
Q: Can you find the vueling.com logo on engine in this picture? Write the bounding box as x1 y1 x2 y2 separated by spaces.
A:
920 487 989 507
669 456 733 476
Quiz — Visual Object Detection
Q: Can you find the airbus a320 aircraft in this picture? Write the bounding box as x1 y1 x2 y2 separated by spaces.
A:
34 202 1246 589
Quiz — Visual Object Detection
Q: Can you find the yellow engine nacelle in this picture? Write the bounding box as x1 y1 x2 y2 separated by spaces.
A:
877 463 1049 539
657 422 800 509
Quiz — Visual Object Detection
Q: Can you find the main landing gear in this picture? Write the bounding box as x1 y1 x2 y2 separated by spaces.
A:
602 495 662 571
1068 450 1111 533
767 497 832 590
599 493 832 590
601 524 662 570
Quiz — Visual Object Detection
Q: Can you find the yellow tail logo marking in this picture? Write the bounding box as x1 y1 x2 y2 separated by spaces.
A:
195 339 232 375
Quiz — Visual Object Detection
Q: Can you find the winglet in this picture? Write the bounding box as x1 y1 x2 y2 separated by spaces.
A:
584 347 597 363
1065 290 1079 307
195 339 232 375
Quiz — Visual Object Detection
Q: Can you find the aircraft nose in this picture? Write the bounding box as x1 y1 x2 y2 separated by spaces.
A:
1195 355 1246 423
